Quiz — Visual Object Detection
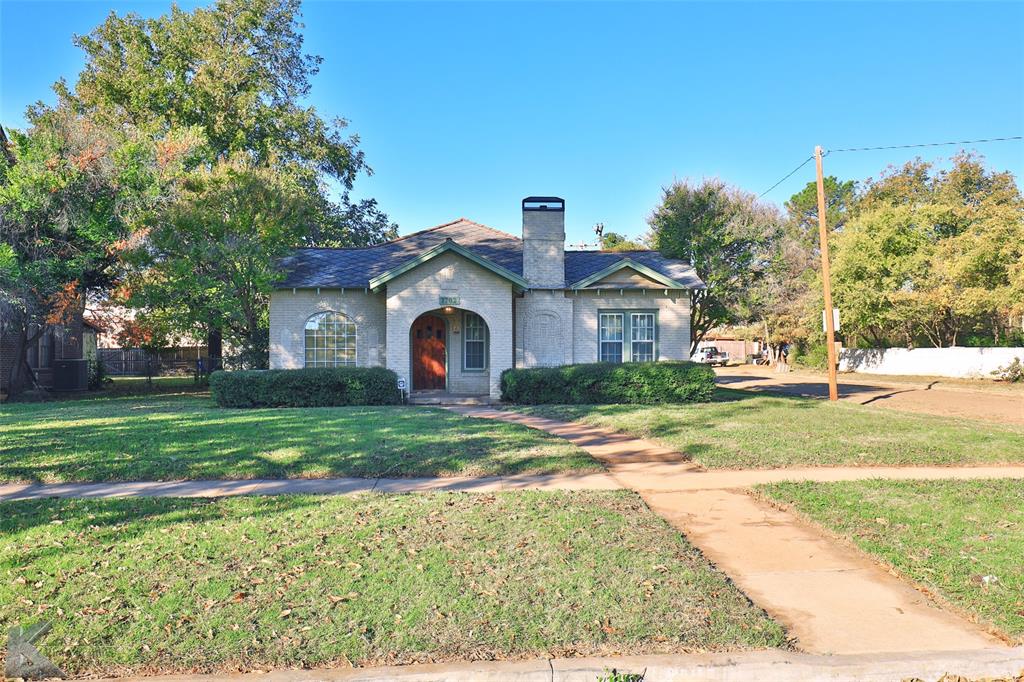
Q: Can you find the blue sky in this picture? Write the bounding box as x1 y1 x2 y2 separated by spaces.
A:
2 1 1023 244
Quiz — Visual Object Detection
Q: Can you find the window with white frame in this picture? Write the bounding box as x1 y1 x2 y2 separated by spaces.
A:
631 313 656 362
304 312 356 367
599 310 658 363
599 313 624 363
463 312 487 370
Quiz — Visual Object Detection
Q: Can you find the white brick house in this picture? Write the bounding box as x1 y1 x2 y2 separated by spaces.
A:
269 197 705 399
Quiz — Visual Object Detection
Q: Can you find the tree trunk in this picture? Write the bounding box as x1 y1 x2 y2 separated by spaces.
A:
207 328 223 371
7 325 44 397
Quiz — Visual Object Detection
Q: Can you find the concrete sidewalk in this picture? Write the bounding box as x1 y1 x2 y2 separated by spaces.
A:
89 648 1024 682
451 406 1016 655
6 461 1023 502
0 472 622 502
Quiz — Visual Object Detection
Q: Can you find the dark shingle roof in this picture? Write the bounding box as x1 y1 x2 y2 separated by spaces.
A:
276 219 703 289
563 250 704 288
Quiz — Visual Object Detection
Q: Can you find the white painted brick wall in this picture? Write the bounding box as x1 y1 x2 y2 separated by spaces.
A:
515 290 574 367
523 209 565 287
269 289 387 369
569 291 691 363
270 261 695 396
385 251 514 398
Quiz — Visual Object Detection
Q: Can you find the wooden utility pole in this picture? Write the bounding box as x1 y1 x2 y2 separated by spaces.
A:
814 145 839 401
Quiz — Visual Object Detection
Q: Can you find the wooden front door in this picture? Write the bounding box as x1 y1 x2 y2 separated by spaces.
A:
412 315 446 390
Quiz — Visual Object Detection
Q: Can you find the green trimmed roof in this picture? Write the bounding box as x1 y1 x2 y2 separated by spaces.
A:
567 258 692 289
367 239 529 291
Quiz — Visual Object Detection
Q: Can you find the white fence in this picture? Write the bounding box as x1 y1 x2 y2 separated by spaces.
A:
839 347 1023 379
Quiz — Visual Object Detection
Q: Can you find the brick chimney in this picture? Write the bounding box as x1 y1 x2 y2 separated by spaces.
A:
522 196 565 288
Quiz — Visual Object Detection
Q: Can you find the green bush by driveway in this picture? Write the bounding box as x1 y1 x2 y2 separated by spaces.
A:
0 491 787 675
500 361 715 404
0 393 599 483
210 367 401 407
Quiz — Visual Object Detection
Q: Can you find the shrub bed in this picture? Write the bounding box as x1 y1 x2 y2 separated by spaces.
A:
501 361 715 404
210 367 402 408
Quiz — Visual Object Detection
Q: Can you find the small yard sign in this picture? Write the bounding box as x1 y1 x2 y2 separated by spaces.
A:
822 307 840 332
439 295 460 306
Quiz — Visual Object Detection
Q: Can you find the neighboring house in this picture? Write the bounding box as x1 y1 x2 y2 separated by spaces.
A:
0 319 99 395
270 197 705 398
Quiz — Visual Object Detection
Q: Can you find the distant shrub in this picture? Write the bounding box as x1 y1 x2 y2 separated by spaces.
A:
792 343 830 371
500 362 715 405
210 367 402 408
992 357 1024 383
88 358 113 391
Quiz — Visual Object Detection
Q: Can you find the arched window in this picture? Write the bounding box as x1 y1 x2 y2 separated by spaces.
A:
304 312 356 367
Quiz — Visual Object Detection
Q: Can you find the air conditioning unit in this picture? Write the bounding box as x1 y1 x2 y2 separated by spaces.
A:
53 359 89 391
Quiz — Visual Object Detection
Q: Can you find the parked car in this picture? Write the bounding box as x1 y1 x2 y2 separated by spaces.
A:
694 347 730 366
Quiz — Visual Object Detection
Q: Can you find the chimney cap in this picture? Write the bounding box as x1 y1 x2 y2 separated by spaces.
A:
523 196 564 212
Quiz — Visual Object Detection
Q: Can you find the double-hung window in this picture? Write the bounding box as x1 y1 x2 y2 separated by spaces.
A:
599 313 624 363
463 312 487 370
631 313 656 362
599 311 657 363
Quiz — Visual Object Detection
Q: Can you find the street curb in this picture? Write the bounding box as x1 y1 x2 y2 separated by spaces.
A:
87 648 1024 682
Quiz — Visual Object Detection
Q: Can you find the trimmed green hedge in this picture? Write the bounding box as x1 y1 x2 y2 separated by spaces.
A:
209 367 402 408
500 361 715 405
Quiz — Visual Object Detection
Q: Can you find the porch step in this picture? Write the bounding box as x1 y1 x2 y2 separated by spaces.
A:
407 392 498 406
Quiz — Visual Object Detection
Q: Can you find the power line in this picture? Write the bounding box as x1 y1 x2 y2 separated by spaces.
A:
758 135 1023 198
827 135 1023 154
758 156 814 198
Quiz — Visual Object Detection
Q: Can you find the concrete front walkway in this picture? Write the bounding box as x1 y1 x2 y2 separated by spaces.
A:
449 406 1016 655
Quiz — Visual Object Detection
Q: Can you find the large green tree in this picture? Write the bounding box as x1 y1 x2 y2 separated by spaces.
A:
54 0 396 361
123 161 315 368
600 231 647 251
0 111 185 394
832 154 1024 347
648 179 781 352
754 177 857 355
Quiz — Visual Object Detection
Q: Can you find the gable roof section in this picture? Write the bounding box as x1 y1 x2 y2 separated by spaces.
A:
367 239 529 291
275 220 705 290
276 219 522 289
563 250 705 289
567 258 691 289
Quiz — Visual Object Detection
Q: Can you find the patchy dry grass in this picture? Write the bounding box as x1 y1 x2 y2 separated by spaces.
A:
758 479 1024 642
0 491 786 675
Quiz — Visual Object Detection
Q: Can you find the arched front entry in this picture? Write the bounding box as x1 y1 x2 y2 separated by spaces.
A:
411 313 447 390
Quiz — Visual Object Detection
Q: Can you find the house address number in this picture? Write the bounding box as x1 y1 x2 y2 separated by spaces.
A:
439 296 460 306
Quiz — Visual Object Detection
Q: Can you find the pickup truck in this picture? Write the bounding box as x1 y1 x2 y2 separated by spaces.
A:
694 347 730 366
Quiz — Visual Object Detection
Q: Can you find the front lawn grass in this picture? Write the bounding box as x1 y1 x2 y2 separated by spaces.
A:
0 491 786 675
758 479 1024 642
0 393 599 483
509 390 1024 469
